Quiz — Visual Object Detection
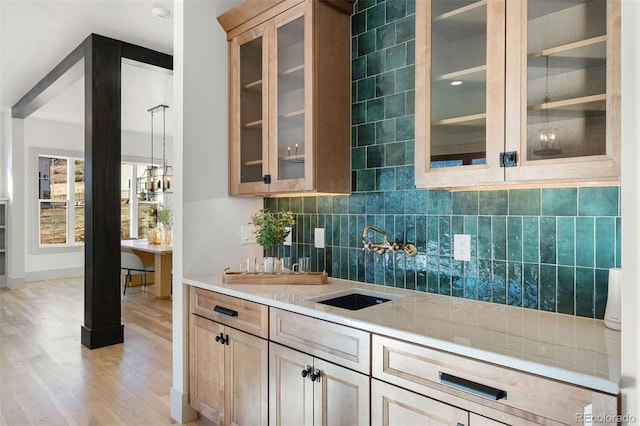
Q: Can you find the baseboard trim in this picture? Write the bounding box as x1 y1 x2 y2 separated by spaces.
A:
170 387 197 424
80 324 124 349
4 277 26 289
26 267 84 282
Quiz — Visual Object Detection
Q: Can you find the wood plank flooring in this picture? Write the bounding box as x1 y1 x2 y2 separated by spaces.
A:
0 277 201 425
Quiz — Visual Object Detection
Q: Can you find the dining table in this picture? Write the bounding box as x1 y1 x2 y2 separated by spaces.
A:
121 239 172 299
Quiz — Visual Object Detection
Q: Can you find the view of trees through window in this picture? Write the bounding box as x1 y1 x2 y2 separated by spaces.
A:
39 156 161 246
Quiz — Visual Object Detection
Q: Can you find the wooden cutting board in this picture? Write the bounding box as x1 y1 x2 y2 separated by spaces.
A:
222 271 329 285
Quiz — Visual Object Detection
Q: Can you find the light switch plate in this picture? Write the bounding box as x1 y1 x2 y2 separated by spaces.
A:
453 234 471 261
240 225 256 245
314 228 325 248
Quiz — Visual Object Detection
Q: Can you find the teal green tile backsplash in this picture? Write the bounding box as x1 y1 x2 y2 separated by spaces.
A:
263 0 621 320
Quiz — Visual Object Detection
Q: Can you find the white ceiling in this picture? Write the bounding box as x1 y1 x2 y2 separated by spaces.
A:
0 0 174 135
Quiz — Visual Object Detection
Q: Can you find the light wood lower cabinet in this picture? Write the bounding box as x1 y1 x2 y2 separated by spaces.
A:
269 342 370 426
189 289 269 425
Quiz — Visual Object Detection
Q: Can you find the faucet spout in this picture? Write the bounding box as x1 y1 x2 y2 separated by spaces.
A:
362 225 418 257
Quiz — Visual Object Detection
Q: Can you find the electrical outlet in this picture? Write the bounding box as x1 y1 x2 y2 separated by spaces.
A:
284 227 292 246
453 234 471 261
314 228 325 248
240 225 256 245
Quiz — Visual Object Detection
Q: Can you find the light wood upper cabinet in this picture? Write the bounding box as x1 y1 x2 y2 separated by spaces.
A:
415 0 620 188
218 0 354 196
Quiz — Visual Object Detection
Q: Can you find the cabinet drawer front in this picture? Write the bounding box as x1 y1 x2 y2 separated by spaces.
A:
270 308 370 374
190 287 268 338
372 335 618 425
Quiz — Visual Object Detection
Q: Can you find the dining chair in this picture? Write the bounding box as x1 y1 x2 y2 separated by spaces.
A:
121 251 155 295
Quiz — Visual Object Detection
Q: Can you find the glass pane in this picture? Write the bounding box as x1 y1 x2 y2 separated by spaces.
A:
39 156 68 199
121 164 132 238
40 201 67 244
277 15 305 181
240 36 264 184
138 202 157 239
430 0 487 167
74 160 85 243
137 164 158 202
526 0 607 160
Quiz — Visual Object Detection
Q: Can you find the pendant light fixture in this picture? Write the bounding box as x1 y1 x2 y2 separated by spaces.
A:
138 104 171 199
533 55 561 157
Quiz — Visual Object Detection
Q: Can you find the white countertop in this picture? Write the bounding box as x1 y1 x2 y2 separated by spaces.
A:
183 274 621 394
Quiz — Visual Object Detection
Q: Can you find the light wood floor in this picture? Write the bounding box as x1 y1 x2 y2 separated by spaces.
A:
0 277 201 425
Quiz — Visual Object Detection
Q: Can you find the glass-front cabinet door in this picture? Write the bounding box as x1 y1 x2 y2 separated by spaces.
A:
415 0 506 187
269 3 312 193
505 0 620 182
230 24 268 194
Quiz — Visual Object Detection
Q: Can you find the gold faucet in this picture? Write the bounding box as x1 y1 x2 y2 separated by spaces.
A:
362 225 418 257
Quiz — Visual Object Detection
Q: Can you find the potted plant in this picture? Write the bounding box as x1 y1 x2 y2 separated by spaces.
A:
156 204 173 244
251 209 295 258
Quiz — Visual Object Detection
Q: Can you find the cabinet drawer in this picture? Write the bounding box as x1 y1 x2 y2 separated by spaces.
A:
270 308 370 374
190 287 268 338
372 335 618 425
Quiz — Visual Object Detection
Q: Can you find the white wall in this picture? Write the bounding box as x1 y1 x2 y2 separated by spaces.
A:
170 0 262 421
621 0 640 419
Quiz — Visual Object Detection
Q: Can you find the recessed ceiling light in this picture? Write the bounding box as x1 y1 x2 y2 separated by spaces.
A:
450 80 463 86
152 6 172 20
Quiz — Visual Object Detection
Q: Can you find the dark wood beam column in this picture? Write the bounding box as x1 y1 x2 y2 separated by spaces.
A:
80 34 123 349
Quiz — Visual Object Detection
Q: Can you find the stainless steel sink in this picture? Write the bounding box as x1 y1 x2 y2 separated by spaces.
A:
309 289 401 311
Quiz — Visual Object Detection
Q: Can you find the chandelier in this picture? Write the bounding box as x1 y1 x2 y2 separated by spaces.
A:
139 104 172 199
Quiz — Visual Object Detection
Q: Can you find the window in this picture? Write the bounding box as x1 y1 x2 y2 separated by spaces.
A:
38 155 85 246
37 154 164 248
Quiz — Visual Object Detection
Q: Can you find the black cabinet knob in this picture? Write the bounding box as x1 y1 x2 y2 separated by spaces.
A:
215 332 228 344
215 332 223 342
309 368 321 382
301 365 312 378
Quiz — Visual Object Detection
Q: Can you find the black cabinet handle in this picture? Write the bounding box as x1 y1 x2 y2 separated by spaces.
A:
215 332 223 342
214 332 229 345
301 365 312 378
309 368 321 382
214 306 238 317
439 372 506 401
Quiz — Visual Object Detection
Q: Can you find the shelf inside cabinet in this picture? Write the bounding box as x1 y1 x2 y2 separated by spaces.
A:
243 159 263 166
432 0 487 41
528 36 606 79
244 119 263 129
432 65 486 91
280 154 305 163
280 64 304 78
432 113 486 128
528 94 606 113
243 79 263 92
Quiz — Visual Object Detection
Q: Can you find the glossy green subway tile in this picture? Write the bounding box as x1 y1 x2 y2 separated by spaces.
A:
396 166 414 190
376 118 396 143
439 216 451 257
556 266 575 315
477 259 492 302
385 44 407 71
364 249 375 283
352 10 367 36
464 216 478 258
415 215 427 249
523 263 539 309
384 191 405 214
406 189 427 214
539 217 556 264
303 197 317 214
451 216 464 236
264 197 277 212
376 71 395 97
352 57 366 80
352 146 366 170
365 192 384 214
339 215 350 247
366 98 385 122
357 122 376 146
349 194 366 215
367 145 385 168
385 92 406 118
332 196 349 215
386 0 406 22
508 262 523 307
317 197 332 214
507 216 523 262
356 169 376 191
522 217 540 263
416 254 427 291
427 216 438 255
395 15 414 43
407 0 415 14
556 217 575 266
452 260 464 297
395 115 414 141
542 187 577 216
352 35 358 59
452 191 478 216
289 197 302 213
427 255 439 293
405 256 416 290
367 51 385 77
509 189 541 216
439 257 452 295
576 217 595 267
406 39 415 66
357 30 376 57
492 216 507 261
427 190 451 215
386 142 405 166
377 167 395 191
352 101 365 125
367 3 386 30
405 140 414 164
595 217 615 268
539 264 557 312
406 91 415 114
356 0 375 13
376 22 396 51
395 65 415 92
492 261 507 304
479 190 507 215
616 217 621 268
575 268 595 318
477 216 492 260
357 76 376 101
579 186 619 216
594 268 608 319
348 215 361 247
464 259 478 300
